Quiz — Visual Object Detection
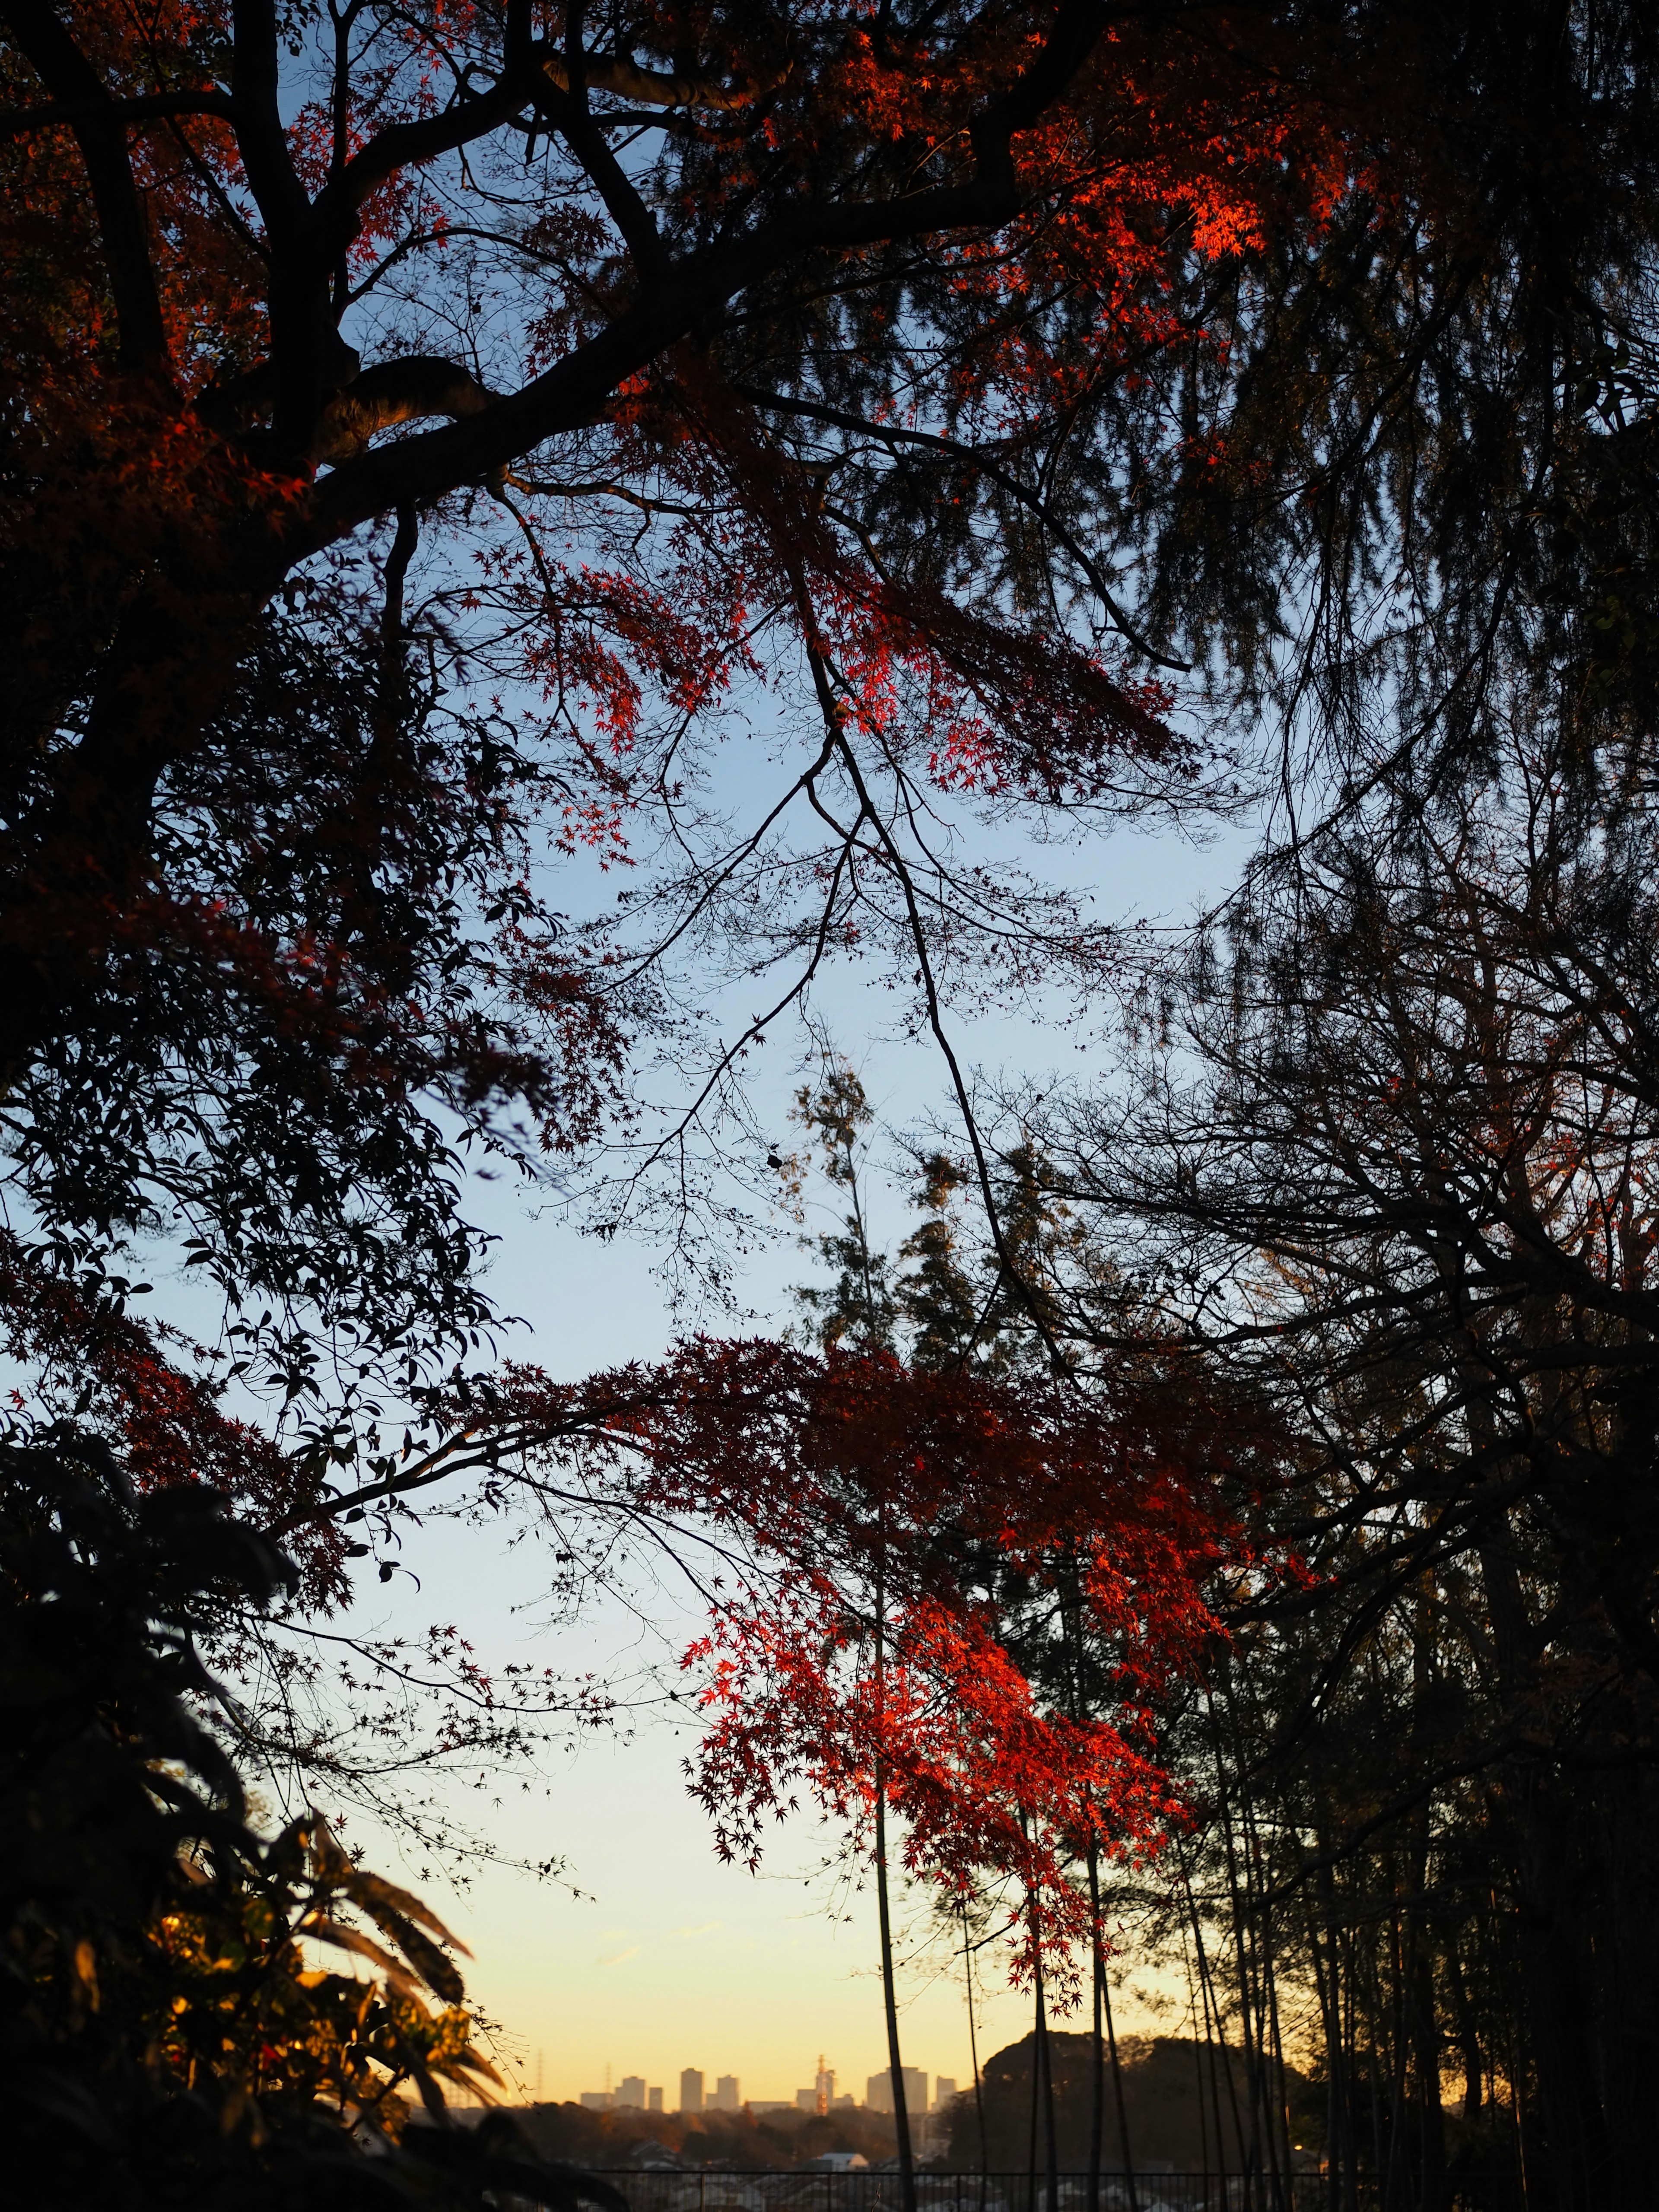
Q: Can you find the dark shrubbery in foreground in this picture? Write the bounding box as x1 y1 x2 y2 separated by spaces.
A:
0 1433 625 2212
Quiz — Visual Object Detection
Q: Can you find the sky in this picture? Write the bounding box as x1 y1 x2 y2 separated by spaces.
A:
314 803 1245 2111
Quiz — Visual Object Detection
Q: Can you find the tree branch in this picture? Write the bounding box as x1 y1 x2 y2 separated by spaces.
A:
0 84 234 140
539 48 783 114
229 0 308 244
734 383 1189 669
312 354 497 465
0 0 170 370
302 1 1111 537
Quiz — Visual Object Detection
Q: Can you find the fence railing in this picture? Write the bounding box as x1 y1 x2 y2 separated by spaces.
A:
578 2172 1374 2212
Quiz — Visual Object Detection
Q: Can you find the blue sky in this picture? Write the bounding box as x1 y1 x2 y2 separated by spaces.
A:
323 799 1246 2105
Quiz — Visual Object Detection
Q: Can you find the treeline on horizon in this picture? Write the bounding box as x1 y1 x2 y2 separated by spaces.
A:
522 2035 1322 2175
5 6 1659 2212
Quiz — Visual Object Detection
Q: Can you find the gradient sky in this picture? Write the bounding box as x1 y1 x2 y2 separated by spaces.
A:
312 808 1239 2107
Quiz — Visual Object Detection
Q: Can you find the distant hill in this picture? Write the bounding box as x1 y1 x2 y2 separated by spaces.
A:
942 2034 1322 2172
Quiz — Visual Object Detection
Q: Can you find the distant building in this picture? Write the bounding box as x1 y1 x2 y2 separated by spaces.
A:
648 2087 664 2113
712 2075 741 2111
932 2078 958 2112
579 2091 614 2111
865 2067 928 2116
626 2140 683 2172
617 2076 647 2109
833 2094 856 2110
814 2059 836 2115
748 2100 794 2113
795 2088 817 2111
680 2068 704 2114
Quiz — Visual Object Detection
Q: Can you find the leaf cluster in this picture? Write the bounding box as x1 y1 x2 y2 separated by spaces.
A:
0 1427 624 2210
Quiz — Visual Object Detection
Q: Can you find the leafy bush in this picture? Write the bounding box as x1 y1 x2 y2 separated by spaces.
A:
0 1429 625 2211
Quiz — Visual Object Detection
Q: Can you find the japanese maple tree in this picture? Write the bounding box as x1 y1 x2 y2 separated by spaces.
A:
2 0 1649 1430
0 1 1423 1403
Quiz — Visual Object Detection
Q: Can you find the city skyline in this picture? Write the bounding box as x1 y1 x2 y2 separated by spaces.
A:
577 2062 961 2116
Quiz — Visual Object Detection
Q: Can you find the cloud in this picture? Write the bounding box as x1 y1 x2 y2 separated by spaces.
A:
598 1944 642 1967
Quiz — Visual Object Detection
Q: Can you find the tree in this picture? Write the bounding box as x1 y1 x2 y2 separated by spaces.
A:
1033 712 1659 2209
11 16 1659 2200
8 0 1655 1377
0 0 1304 1472
3 1 1653 1720
0 0 1302 1085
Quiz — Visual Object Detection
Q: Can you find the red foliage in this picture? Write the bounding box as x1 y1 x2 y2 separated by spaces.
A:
0 1 1386 1065
0 1232 345 1607
442 1336 1284 1991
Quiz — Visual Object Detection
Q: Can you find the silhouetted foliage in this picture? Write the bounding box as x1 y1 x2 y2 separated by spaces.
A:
0 1428 627 2210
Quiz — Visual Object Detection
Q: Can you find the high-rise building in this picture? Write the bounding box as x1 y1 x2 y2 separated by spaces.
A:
648 2087 664 2113
795 2088 817 2111
814 2058 835 2115
865 2067 928 2116
680 2068 704 2114
617 2076 647 2109
932 2078 958 2113
712 2075 741 2111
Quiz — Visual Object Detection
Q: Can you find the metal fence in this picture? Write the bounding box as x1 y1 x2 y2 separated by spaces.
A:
579 2173 1378 2212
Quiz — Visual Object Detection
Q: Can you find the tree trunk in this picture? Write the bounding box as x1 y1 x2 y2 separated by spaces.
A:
873 1587 916 2212
963 1904 989 2208
1100 1920 1139 2212
1088 1843 1105 2212
1035 1939 1059 2212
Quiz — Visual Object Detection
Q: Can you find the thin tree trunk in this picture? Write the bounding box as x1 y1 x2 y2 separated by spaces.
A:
1185 1855 1246 2196
1088 1842 1106 2212
873 1582 917 2212
1036 1938 1060 2212
1182 1929 1213 2206
1027 1970 1041 2212
1306 1870 1344 2212
1208 1697 1268 2212
1101 1922 1140 2212
963 1902 989 2210
1233 1762 1289 2212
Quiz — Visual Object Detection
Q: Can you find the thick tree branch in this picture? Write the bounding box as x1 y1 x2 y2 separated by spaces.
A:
0 0 170 369
537 45 667 282
0 84 234 139
229 0 307 243
311 354 497 465
296 0 1108 534
540 49 782 113
323 2 540 235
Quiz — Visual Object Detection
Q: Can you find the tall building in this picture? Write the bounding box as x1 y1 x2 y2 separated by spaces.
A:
814 2057 835 2115
795 2088 817 2112
680 2068 704 2114
712 2075 741 2111
648 2087 664 2113
616 2076 647 2109
865 2067 928 2116
932 2078 958 2112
